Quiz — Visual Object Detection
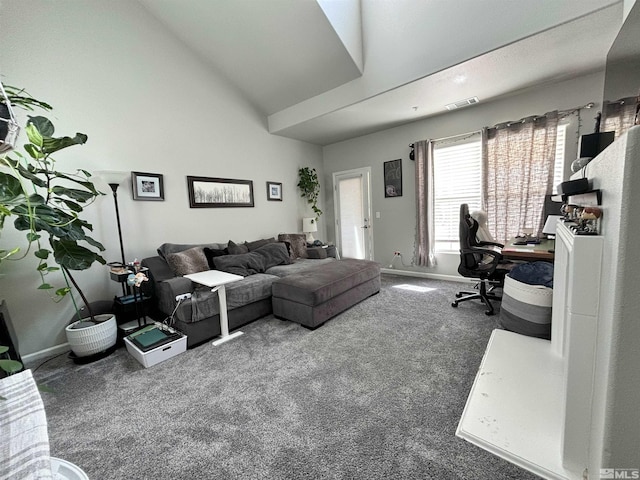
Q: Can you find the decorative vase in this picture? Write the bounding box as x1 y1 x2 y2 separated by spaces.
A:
65 314 117 357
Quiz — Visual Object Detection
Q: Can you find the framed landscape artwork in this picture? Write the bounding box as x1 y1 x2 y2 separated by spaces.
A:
132 171 164 201
187 176 254 208
266 181 282 201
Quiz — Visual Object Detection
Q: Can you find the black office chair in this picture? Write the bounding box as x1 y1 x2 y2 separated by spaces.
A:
451 204 509 316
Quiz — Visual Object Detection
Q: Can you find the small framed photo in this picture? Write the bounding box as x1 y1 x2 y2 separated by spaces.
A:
266 181 282 201
132 172 164 201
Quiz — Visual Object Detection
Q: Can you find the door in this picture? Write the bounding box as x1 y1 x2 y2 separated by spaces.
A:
333 167 373 260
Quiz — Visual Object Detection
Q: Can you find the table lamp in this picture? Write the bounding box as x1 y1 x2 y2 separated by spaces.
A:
302 217 317 243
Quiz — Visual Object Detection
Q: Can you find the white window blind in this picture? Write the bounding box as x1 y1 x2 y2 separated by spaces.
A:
433 137 482 251
552 123 567 193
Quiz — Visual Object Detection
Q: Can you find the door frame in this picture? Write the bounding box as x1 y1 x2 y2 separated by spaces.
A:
332 167 374 260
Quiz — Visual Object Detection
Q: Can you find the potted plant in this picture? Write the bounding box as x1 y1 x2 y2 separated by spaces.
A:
297 167 322 219
0 84 116 359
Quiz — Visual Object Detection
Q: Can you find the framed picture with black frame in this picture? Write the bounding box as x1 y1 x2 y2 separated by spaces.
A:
266 181 282 201
132 171 164 201
187 176 254 208
384 159 402 197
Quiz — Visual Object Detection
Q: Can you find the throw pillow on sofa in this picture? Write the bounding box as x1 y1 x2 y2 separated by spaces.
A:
213 251 267 277
277 233 308 259
212 242 291 277
253 242 291 268
227 240 249 255
166 247 209 276
203 247 228 269
245 237 276 251
158 242 224 260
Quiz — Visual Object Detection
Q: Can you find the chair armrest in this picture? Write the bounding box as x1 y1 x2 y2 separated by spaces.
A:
461 246 502 268
477 240 505 249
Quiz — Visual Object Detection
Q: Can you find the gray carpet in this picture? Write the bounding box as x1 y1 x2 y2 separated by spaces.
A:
31 274 539 480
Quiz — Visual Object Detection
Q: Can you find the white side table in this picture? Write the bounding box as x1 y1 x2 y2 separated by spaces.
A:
184 270 244 346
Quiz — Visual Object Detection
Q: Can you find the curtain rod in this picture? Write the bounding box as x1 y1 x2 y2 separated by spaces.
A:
434 129 482 144
491 101 595 129
409 101 596 151
409 129 481 149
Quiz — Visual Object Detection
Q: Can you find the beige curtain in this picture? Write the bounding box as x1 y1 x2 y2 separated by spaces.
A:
602 97 639 139
414 140 436 267
482 112 558 243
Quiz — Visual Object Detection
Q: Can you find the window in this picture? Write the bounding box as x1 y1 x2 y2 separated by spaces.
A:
433 136 482 251
433 126 566 252
552 123 567 193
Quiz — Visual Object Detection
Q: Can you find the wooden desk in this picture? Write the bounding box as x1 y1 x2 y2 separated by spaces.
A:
501 238 555 262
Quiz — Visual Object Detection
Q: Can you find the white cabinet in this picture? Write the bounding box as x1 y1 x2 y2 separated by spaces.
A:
456 223 603 480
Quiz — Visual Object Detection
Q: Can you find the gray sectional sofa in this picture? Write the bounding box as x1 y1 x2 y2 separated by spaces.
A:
141 236 380 348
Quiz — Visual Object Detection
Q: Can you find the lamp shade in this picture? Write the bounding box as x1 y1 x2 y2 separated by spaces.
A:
302 217 317 233
542 215 563 235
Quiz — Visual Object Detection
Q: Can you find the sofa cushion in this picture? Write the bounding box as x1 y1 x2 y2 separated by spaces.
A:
158 242 226 260
213 252 265 277
245 237 276 251
165 247 209 276
306 247 327 259
184 274 278 322
203 247 228 269
227 240 249 255
265 257 335 277
212 242 291 277
277 233 308 259
254 242 291 268
272 259 380 306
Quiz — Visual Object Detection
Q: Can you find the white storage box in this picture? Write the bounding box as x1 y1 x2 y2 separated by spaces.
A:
124 323 186 368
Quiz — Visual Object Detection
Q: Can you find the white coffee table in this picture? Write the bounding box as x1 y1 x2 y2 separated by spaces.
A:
183 270 244 346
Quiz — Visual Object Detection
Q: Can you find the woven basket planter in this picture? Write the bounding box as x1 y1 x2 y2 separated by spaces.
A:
65 314 117 357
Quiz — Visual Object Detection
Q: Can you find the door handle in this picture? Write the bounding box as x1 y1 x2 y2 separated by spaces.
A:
361 225 369 229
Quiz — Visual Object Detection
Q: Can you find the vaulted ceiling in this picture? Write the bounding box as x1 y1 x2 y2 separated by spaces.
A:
138 0 624 145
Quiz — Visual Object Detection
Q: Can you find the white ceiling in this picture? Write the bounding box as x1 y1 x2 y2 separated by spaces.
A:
138 0 624 146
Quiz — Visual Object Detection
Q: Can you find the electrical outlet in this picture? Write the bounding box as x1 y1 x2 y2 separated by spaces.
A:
175 293 192 301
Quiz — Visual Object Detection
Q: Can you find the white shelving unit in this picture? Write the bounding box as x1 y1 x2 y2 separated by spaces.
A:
456 222 603 480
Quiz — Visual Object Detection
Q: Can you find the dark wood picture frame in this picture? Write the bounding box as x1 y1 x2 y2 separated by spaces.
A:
384 159 402 197
266 181 282 201
132 171 164 201
187 176 254 208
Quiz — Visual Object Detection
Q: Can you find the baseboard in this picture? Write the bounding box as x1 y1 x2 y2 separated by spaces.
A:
22 343 70 366
381 268 470 283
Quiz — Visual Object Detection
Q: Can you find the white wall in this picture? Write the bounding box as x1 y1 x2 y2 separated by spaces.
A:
0 0 324 356
322 71 606 277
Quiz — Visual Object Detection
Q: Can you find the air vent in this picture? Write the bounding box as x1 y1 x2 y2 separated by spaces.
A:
445 96 479 110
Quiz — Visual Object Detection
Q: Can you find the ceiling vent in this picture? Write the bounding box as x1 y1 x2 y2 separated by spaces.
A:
445 96 479 110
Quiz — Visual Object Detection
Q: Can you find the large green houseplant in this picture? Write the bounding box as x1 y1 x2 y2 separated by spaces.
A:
0 85 107 331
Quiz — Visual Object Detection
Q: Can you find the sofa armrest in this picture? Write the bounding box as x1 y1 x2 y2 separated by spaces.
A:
156 277 193 315
306 247 328 259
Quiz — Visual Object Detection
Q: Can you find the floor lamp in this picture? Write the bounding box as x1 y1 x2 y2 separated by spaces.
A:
106 178 128 297
109 183 126 266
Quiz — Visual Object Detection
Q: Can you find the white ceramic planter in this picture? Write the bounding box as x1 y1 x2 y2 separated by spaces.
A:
65 314 117 357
